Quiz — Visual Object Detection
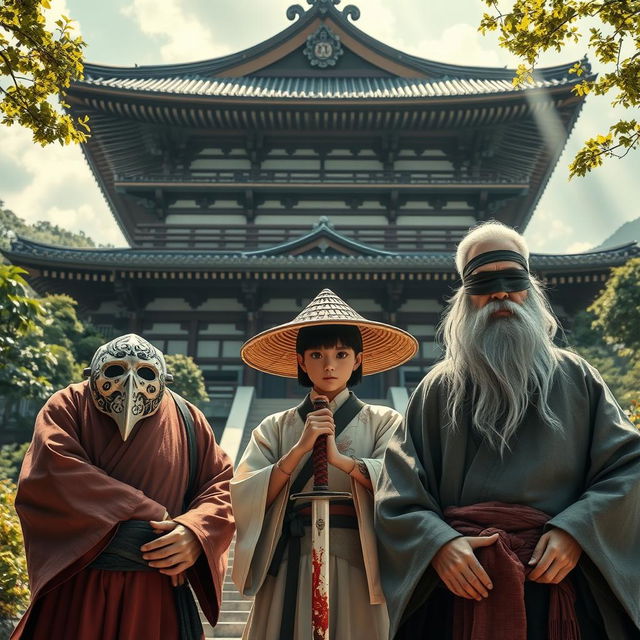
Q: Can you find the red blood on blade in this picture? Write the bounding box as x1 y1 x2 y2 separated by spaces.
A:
312 548 329 639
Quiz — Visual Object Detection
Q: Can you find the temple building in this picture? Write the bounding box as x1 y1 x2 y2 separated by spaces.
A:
4 0 639 431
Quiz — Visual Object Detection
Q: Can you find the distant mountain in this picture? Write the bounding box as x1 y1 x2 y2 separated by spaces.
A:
0 201 108 252
594 217 640 251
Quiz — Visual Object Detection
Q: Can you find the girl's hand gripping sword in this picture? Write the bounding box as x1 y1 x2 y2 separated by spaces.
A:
290 398 351 640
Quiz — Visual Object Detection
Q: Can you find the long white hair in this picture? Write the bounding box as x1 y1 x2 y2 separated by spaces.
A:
434 222 563 454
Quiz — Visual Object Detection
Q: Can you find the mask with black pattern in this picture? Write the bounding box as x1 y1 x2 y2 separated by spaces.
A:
88 334 167 441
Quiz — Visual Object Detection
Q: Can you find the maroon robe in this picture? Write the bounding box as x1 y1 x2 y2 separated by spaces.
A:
11 381 235 640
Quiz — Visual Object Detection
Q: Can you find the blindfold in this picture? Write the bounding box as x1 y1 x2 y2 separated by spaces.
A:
462 250 531 295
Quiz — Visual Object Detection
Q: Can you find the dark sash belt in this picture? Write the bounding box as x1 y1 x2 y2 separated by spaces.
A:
268 503 359 640
89 520 203 640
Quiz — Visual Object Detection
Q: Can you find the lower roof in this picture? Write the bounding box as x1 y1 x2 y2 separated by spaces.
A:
4 235 638 275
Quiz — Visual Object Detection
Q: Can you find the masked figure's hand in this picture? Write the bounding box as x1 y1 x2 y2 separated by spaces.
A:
141 520 202 586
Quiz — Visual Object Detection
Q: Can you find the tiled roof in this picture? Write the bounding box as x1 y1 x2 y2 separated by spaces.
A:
81 73 576 100
5 236 638 273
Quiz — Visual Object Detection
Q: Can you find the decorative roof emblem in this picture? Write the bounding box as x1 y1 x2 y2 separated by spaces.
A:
304 25 343 68
287 0 360 22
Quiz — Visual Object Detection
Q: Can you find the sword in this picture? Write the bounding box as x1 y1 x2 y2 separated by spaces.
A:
290 398 351 640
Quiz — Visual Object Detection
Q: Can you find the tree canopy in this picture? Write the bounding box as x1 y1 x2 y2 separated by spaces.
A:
0 265 54 401
0 478 29 622
0 202 99 252
568 258 640 426
480 0 640 177
0 0 89 145
0 269 105 438
165 354 210 406
589 257 640 355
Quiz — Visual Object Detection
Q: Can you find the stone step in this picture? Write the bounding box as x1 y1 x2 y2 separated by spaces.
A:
220 598 246 608
211 621 246 637
221 589 244 595
219 610 250 622
223 580 240 589
222 593 242 600
221 594 245 603
220 600 252 611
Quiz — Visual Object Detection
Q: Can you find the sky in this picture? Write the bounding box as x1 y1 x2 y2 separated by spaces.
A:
0 0 638 254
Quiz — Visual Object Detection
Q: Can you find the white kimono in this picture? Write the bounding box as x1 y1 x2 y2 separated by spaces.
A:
231 388 401 640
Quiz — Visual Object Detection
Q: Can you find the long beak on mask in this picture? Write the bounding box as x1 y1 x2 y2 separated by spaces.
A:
119 376 138 441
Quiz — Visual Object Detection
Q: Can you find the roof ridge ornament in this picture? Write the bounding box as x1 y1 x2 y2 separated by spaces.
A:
314 216 335 230
286 0 360 22
304 25 344 68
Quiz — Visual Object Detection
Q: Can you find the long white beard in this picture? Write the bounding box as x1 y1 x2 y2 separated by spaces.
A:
435 285 562 454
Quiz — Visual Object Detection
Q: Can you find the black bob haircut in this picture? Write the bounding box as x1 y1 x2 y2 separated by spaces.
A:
295 324 363 388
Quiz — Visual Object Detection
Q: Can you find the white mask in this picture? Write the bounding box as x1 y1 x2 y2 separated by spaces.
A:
88 334 168 440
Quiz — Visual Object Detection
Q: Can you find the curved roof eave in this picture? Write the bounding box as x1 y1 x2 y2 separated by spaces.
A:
4 236 638 272
69 75 587 107
245 218 397 257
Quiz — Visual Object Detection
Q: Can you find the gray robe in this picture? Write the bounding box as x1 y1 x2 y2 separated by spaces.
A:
375 350 640 638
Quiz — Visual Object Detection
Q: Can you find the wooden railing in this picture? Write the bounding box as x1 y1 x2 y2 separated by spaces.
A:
117 169 528 186
132 223 465 252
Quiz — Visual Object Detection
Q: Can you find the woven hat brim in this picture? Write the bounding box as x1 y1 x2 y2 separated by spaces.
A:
241 319 419 378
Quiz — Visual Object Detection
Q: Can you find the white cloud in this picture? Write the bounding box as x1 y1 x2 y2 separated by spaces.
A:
350 0 402 49
0 126 126 246
565 241 593 253
121 0 226 63
412 23 510 67
354 0 510 68
525 207 589 254
44 0 82 37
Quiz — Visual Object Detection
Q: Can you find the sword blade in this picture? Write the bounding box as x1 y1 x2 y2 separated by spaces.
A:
311 497 330 640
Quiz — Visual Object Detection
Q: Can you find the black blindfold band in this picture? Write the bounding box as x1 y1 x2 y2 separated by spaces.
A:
463 269 531 295
462 249 529 281
462 249 530 295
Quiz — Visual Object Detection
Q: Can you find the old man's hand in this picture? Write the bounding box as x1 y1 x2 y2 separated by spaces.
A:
528 528 582 584
142 520 202 584
431 533 498 601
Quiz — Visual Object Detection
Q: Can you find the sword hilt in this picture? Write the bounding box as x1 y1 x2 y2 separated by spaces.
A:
312 398 330 490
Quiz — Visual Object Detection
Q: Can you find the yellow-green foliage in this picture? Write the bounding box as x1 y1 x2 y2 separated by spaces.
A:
0 479 29 620
480 0 640 177
630 400 640 428
0 0 89 145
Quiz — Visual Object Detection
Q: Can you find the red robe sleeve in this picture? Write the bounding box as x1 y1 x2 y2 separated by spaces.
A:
173 401 235 626
15 386 167 601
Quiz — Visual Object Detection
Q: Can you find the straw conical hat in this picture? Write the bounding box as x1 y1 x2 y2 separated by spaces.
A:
241 289 418 377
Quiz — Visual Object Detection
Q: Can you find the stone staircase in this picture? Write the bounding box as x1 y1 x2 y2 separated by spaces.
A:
204 537 253 639
237 398 297 465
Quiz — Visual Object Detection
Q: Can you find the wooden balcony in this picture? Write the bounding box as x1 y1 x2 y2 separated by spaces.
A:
132 223 465 252
115 168 529 192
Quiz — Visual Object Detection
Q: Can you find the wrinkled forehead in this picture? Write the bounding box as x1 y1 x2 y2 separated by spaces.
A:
465 239 527 274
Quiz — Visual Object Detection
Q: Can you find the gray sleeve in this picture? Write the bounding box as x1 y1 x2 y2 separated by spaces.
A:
374 376 459 634
548 365 640 628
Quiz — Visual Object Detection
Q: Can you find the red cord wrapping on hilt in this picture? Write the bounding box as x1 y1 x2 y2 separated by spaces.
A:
312 398 330 490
